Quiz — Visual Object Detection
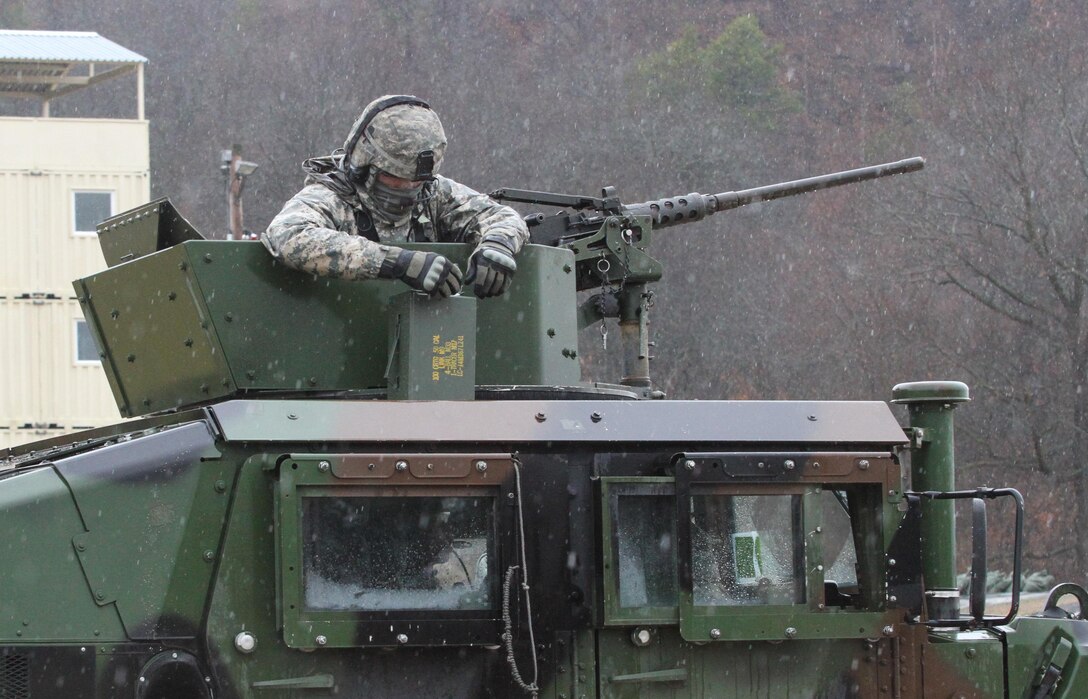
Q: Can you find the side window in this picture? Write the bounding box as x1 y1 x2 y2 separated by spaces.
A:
601 478 678 624
690 493 805 606
74 318 99 364
303 494 494 611
73 191 115 236
277 453 515 649
673 452 895 643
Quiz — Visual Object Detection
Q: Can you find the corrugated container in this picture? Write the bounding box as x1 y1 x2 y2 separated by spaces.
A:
1 291 123 436
0 116 150 297
0 171 33 296
2 115 147 440
1 297 42 425
40 297 122 428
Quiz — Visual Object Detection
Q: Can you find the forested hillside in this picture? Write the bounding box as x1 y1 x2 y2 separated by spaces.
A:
4 0 1087 582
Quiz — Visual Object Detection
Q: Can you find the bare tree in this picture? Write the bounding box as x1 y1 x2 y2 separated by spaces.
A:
900 26 1088 573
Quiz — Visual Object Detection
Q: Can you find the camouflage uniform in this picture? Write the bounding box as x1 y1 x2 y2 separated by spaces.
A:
262 172 528 281
262 98 528 284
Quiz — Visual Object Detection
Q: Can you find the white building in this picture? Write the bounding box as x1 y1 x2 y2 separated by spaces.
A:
0 30 149 449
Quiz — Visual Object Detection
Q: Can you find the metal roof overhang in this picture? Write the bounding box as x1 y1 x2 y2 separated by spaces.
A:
209 399 910 447
0 30 147 113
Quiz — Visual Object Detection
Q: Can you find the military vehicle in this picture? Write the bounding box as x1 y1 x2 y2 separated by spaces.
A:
2 157 1087 698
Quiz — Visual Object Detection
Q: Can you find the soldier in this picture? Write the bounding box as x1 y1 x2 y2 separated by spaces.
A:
262 95 528 298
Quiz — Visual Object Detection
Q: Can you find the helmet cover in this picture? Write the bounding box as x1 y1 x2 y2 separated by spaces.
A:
345 97 447 181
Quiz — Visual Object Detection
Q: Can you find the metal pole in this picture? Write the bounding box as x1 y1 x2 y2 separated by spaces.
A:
227 144 244 240
891 380 970 620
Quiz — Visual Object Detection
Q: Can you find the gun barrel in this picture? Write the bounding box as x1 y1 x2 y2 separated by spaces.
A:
624 156 924 229
710 156 925 212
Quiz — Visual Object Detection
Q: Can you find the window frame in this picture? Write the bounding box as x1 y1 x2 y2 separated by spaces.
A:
600 477 679 626
672 451 899 643
276 453 516 649
71 190 116 237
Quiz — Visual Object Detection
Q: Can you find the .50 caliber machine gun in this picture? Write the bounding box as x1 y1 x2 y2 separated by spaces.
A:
491 157 924 388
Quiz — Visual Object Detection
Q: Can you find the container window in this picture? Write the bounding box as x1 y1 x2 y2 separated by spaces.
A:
74 319 99 364
73 191 114 236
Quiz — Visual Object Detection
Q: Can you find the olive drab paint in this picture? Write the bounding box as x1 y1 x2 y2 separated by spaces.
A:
2 160 1088 698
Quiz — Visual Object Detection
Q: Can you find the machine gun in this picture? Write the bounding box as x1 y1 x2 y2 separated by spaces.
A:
492 157 924 387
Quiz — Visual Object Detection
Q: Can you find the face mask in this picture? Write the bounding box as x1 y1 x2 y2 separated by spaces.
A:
363 172 424 224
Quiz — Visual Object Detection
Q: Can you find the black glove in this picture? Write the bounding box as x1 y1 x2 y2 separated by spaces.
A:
380 247 463 298
465 235 517 298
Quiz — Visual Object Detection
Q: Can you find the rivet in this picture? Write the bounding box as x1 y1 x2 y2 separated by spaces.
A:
203 550 214 562
127 353 136 362
590 412 603 423
203 253 213 263
859 459 870 470
785 627 797 639
784 459 795 470
547 328 556 337
535 412 546 422
684 459 696 471
287 413 298 420
475 460 488 472
309 377 318 386
888 558 897 566
168 291 177 301
965 648 977 659
318 461 331 472
395 460 408 472
709 628 721 639
396 633 409 644
882 625 895 637
226 313 234 322
214 480 227 493
184 338 194 347
95 591 105 601
315 635 327 646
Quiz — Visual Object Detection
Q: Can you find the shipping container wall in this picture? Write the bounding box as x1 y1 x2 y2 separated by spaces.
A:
1 297 119 433
1 116 147 444
0 171 34 297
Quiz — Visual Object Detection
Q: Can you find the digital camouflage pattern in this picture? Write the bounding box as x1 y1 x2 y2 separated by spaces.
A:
262 175 528 280
262 96 527 281
345 101 448 181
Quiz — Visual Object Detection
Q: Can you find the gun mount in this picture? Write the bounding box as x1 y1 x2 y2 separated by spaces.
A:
494 157 925 386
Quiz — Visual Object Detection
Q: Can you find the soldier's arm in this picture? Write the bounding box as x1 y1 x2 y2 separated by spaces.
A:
429 176 529 254
261 184 392 280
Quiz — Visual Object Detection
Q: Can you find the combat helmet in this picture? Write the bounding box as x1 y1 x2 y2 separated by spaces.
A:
343 95 447 184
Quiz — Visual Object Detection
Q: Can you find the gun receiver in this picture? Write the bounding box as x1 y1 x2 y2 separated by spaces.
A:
491 156 924 388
